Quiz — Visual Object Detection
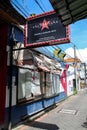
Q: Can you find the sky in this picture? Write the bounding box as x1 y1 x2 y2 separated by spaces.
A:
12 0 87 63
65 19 87 62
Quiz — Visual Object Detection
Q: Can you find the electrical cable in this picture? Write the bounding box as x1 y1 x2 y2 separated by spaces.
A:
75 46 84 62
11 1 84 64
11 0 29 17
52 45 73 59
71 42 84 62
40 0 47 11
15 0 30 15
34 0 45 13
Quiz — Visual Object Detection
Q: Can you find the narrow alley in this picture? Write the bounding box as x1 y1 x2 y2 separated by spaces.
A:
0 1 87 130
12 88 87 130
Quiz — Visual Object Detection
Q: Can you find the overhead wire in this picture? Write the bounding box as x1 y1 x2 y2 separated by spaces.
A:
44 46 65 64
15 0 30 15
11 0 30 17
40 0 47 11
71 42 84 62
34 0 45 13
57 41 85 63
58 42 74 51
31 43 76 64
52 45 74 59
35 46 60 63
75 46 84 62
11 0 85 64
31 0 78 60
12 0 46 18
22 0 30 14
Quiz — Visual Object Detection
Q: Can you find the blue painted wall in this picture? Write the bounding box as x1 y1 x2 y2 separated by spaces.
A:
5 24 67 128
5 91 67 127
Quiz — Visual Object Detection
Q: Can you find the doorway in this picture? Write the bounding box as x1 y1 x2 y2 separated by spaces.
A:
0 24 7 125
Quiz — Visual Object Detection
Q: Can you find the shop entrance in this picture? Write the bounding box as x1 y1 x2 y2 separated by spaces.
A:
0 24 7 125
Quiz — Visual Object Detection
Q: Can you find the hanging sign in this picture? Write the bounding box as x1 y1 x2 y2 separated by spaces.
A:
24 10 70 48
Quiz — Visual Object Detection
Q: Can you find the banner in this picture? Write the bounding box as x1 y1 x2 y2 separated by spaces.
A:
53 48 61 57
53 49 66 61
24 11 70 47
58 52 66 61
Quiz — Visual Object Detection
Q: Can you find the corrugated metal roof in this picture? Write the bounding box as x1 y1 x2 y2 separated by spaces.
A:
50 0 87 25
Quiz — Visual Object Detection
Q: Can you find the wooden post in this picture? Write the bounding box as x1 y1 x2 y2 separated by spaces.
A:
8 28 14 130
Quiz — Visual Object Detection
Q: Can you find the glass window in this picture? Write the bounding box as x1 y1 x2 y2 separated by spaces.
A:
45 73 60 97
18 68 41 102
40 71 46 96
54 74 60 93
18 68 60 102
52 74 60 94
45 72 52 97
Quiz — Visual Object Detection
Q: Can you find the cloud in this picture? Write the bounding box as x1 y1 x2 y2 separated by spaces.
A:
65 47 87 63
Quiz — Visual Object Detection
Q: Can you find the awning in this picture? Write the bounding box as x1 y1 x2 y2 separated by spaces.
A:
50 0 87 25
38 65 50 72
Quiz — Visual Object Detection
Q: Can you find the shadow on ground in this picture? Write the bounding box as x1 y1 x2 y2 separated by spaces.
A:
81 118 87 128
24 120 59 130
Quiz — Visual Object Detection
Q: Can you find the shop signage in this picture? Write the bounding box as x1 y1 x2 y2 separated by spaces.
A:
24 11 70 48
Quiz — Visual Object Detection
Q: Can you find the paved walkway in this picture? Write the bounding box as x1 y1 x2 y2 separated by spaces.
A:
12 88 87 130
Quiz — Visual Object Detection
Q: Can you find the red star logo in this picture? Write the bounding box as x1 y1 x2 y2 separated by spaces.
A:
40 19 50 30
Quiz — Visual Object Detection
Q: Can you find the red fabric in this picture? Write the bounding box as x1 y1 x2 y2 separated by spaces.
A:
0 24 7 125
60 64 69 94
